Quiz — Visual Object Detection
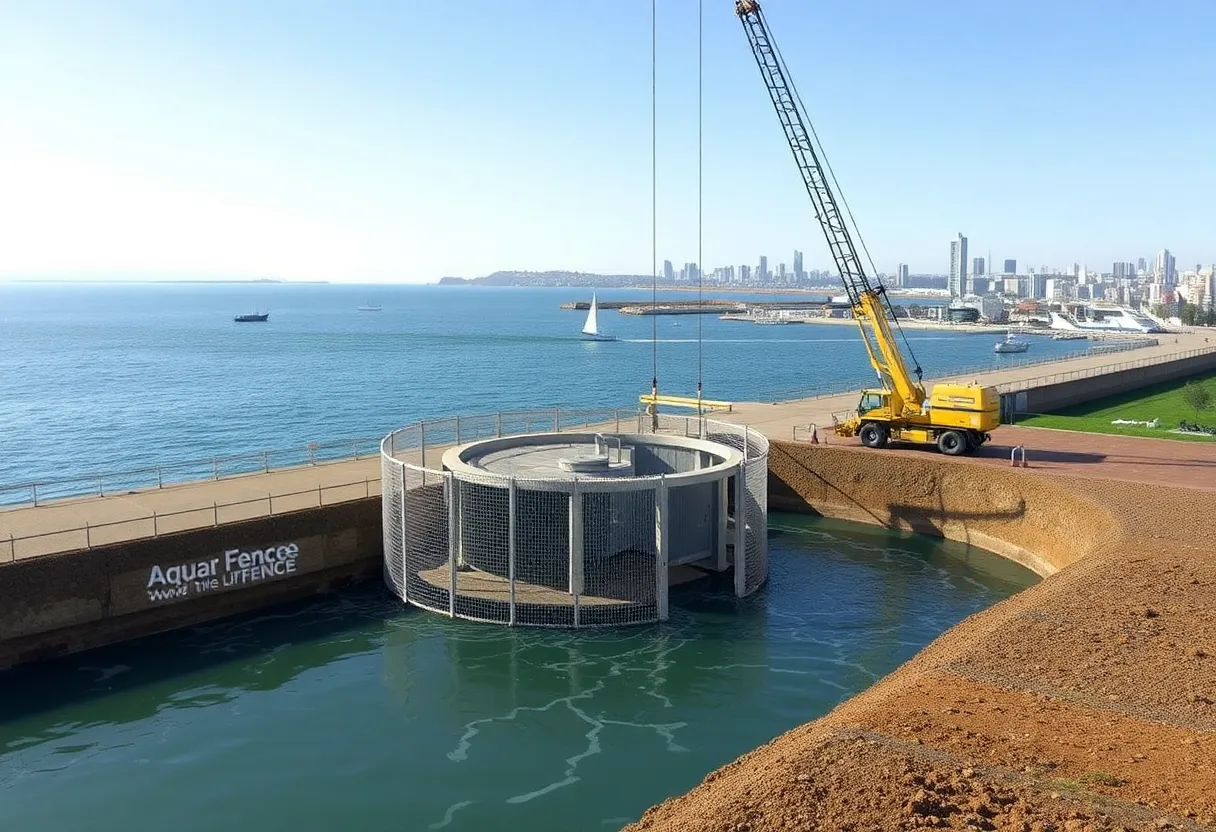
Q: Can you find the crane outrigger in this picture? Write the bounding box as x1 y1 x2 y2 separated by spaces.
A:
734 0 1000 455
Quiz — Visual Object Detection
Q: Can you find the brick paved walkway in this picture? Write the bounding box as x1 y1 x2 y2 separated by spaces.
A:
816 424 1216 490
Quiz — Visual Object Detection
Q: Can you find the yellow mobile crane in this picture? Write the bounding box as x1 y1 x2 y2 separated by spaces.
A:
735 1 999 456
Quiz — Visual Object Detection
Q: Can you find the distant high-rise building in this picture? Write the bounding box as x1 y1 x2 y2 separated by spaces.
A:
793 250 804 281
895 263 909 286
948 233 968 297
1112 261 1126 280
684 262 698 283
777 262 787 281
1137 257 1147 273
1003 259 1016 275
758 255 768 282
1154 249 1176 286
972 257 985 276
663 260 674 282
740 264 751 283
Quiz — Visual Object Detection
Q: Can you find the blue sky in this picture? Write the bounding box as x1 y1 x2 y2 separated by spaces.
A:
1 0 1212 283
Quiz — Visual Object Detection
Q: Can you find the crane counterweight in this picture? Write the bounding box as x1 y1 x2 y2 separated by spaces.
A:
735 1 1000 455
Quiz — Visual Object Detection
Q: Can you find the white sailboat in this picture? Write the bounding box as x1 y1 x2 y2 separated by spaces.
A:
580 292 617 341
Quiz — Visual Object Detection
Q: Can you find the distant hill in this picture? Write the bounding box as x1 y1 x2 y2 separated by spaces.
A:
438 270 652 287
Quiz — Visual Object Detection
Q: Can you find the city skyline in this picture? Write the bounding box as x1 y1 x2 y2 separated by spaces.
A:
1 1 1213 283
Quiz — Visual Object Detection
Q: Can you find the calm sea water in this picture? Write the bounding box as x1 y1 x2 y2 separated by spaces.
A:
0 282 1088 487
0 514 1035 832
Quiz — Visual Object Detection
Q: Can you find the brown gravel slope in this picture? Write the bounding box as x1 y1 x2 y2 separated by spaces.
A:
626 443 1216 832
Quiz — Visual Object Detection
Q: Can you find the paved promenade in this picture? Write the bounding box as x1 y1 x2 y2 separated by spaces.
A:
2 333 1213 561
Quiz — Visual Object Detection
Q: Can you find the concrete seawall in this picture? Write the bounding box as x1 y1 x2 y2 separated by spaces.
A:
0 498 381 669
1005 345 1216 415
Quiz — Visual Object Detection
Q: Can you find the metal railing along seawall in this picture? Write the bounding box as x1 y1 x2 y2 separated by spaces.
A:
0 409 636 562
0 435 387 508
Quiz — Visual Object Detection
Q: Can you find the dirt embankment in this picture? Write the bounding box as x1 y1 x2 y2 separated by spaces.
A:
626 444 1216 832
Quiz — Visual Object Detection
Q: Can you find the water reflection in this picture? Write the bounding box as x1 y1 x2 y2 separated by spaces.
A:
0 514 1036 832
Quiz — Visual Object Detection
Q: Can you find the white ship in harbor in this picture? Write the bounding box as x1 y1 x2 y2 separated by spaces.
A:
993 332 1030 354
1049 303 1162 334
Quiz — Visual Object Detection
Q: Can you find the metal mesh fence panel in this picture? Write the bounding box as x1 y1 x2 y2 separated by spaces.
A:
402 467 451 615
451 478 512 623
382 454 406 600
579 486 659 626
744 451 769 595
512 485 573 627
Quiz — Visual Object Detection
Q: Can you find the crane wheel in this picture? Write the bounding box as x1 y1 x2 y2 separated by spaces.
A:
938 430 966 456
858 422 888 449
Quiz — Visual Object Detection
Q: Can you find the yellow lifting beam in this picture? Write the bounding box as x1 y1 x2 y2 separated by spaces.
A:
639 393 733 413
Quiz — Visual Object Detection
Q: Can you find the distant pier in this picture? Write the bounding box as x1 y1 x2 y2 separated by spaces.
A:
561 299 834 316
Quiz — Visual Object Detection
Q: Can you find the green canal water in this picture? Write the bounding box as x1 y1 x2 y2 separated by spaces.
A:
0 514 1035 831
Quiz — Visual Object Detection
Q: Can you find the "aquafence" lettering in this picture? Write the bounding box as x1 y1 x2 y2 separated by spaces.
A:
145 542 301 603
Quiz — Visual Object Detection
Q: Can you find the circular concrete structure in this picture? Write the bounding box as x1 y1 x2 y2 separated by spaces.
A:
380 411 769 628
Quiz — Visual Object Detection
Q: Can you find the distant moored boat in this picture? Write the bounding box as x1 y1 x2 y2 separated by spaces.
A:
993 332 1029 354
357 301 382 312
234 312 269 323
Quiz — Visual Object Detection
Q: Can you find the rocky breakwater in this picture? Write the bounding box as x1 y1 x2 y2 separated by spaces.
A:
627 443 1216 831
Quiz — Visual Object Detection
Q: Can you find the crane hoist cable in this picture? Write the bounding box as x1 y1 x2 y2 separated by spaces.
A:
649 0 659 429
696 0 704 412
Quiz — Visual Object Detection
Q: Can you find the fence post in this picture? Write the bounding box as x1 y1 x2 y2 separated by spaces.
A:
398 462 410 605
734 459 747 599
569 480 584 627
496 411 503 438
420 421 427 468
97 478 104 497
655 474 669 622
317 483 322 507
447 472 458 617
213 459 219 480
553 408 560 432
213 502 218 526
352 441 359 460
507 476 516 626
716 475 729 572
268 493 274 515
455 416 462 445
153 511 158 537
365 478 370 498
262 452 269 472
615 409 621 435
32 483 38 507
85 521 91 548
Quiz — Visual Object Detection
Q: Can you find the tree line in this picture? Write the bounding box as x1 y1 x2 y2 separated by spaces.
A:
1151 303 1216 326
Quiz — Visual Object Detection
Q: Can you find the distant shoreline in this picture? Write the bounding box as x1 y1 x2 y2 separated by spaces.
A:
0 279 331 285
618 284 951 302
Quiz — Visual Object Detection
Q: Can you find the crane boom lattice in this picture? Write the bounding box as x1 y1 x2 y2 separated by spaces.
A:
735 0 925 412
736 2 871 307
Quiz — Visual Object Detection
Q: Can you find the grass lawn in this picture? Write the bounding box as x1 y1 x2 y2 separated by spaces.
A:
1017 371 1216 442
